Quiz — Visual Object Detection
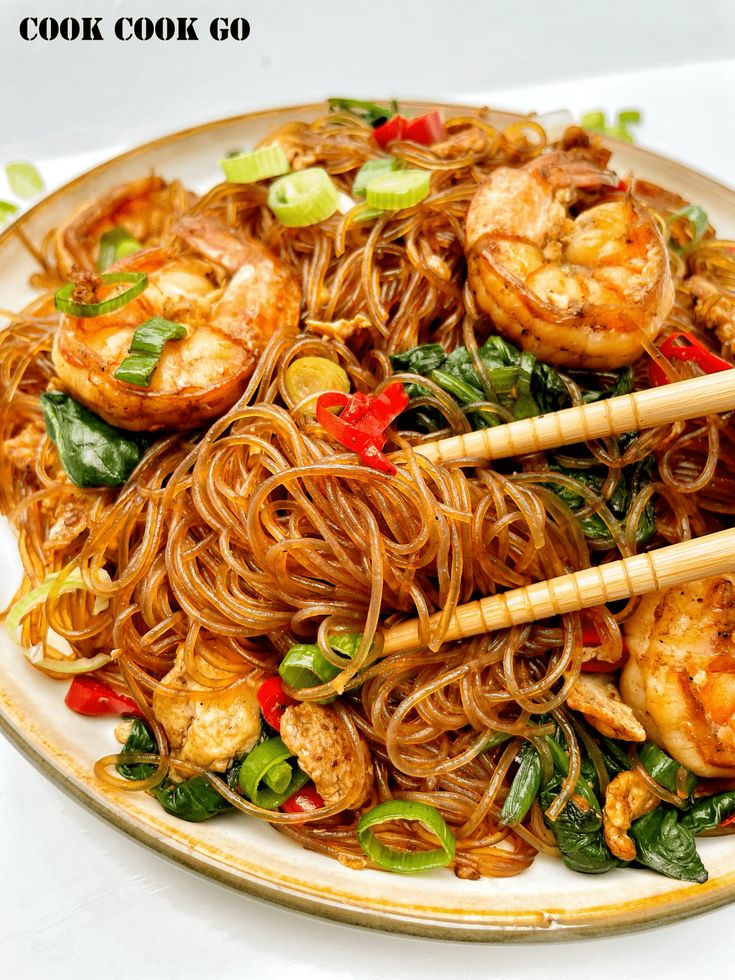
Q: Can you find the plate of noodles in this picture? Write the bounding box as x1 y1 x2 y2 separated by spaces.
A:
3 99 735 941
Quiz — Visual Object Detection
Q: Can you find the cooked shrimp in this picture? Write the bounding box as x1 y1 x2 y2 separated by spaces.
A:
152 645 261 773
602 770 659 861
621 575 735 776
54 176 196 276
52 214 301 431
566 674 646 742
280 702 373 808
465 153 674 368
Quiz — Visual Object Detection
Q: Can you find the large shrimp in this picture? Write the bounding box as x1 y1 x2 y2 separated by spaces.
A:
621 575 735 777
52 214 301 431
54 176 196 276
465 153 674 369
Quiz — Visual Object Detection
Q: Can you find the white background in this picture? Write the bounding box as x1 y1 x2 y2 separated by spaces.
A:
3 2 735 977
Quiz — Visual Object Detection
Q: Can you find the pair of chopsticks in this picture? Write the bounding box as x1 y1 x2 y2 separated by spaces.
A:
383 370 735 654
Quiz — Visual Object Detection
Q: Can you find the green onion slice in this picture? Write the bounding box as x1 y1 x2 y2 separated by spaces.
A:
6 161 44 198
667 205 709 253
221 143 290 184
284 356 350 413
5 568 110 642
579 110 606 130
98 227 143 271
114 316 187 387
327 98 397 127
357 801 456 873
0 200 18 227
238 737 310 809
54 271 148 318
618 108 642 125
6 568 112 673
365 169 430 211
279 632 361 690
352 156 401 198
268 168 339 227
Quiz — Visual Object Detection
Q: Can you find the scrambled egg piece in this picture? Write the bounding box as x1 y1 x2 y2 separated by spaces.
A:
567 674 646 742
153 645 261 772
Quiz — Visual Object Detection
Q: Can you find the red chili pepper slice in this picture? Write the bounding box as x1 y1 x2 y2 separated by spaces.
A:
280 784 325 813
721 812 735 829
403 111 445 145
374 115 407 147
257 675 296 731
316 382 409 475
649 331 733 386
580 623 629 673
65 675 143 718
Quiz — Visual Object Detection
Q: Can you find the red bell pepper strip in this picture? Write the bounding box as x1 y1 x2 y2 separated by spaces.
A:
374 115 407 147
257 675 296 731
316 382 409 475
281 784 325 813
649 331 732 386
404 111 446 145
374 111 445 148
580 623 629 673
65 675 143 718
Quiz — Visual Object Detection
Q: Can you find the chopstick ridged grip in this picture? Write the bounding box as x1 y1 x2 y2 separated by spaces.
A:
414 370 735 465
381 527 735 654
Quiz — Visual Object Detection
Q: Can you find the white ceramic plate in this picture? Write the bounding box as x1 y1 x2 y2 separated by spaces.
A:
3 102 735 942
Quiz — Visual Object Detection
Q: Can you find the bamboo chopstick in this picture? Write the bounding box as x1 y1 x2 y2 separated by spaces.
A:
381 527 735 655
413 369 735 466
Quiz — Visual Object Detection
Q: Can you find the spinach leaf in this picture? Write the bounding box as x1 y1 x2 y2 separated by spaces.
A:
499 741 542 826
540 773 622 874
580 366 634 404
681 792 735 835
40 391 148 487
391 336 656 547
116 719 157 781
597 733 632 777
531 361 572 414
547 455 656 550
391 337 632 433
639 742 698 799
152 775 232 822
390 343 446 376
630 807 707 882
118 721 238 821
538 731 622 874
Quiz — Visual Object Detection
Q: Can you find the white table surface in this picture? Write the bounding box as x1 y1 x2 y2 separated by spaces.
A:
3 3 735 975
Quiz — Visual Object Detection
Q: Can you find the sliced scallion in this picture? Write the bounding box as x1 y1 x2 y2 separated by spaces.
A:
0 200 18 228
352 156 401 198
238 736 310 809
98 227 143 271
667 205 709 254
284 356 350 412
6 568 110 643
54 271 148 318
357 800 456 873
221 143 290 184
114 316 187 387
365 169 430 211
267 168 339 227
279 632 362 690
6 161 44 198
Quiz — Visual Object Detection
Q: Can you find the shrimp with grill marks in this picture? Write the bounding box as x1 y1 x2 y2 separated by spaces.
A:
622 575 735 777
465 152 674 369
52 213 302 431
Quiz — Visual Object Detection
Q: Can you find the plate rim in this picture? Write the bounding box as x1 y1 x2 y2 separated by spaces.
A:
3 100 735 942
